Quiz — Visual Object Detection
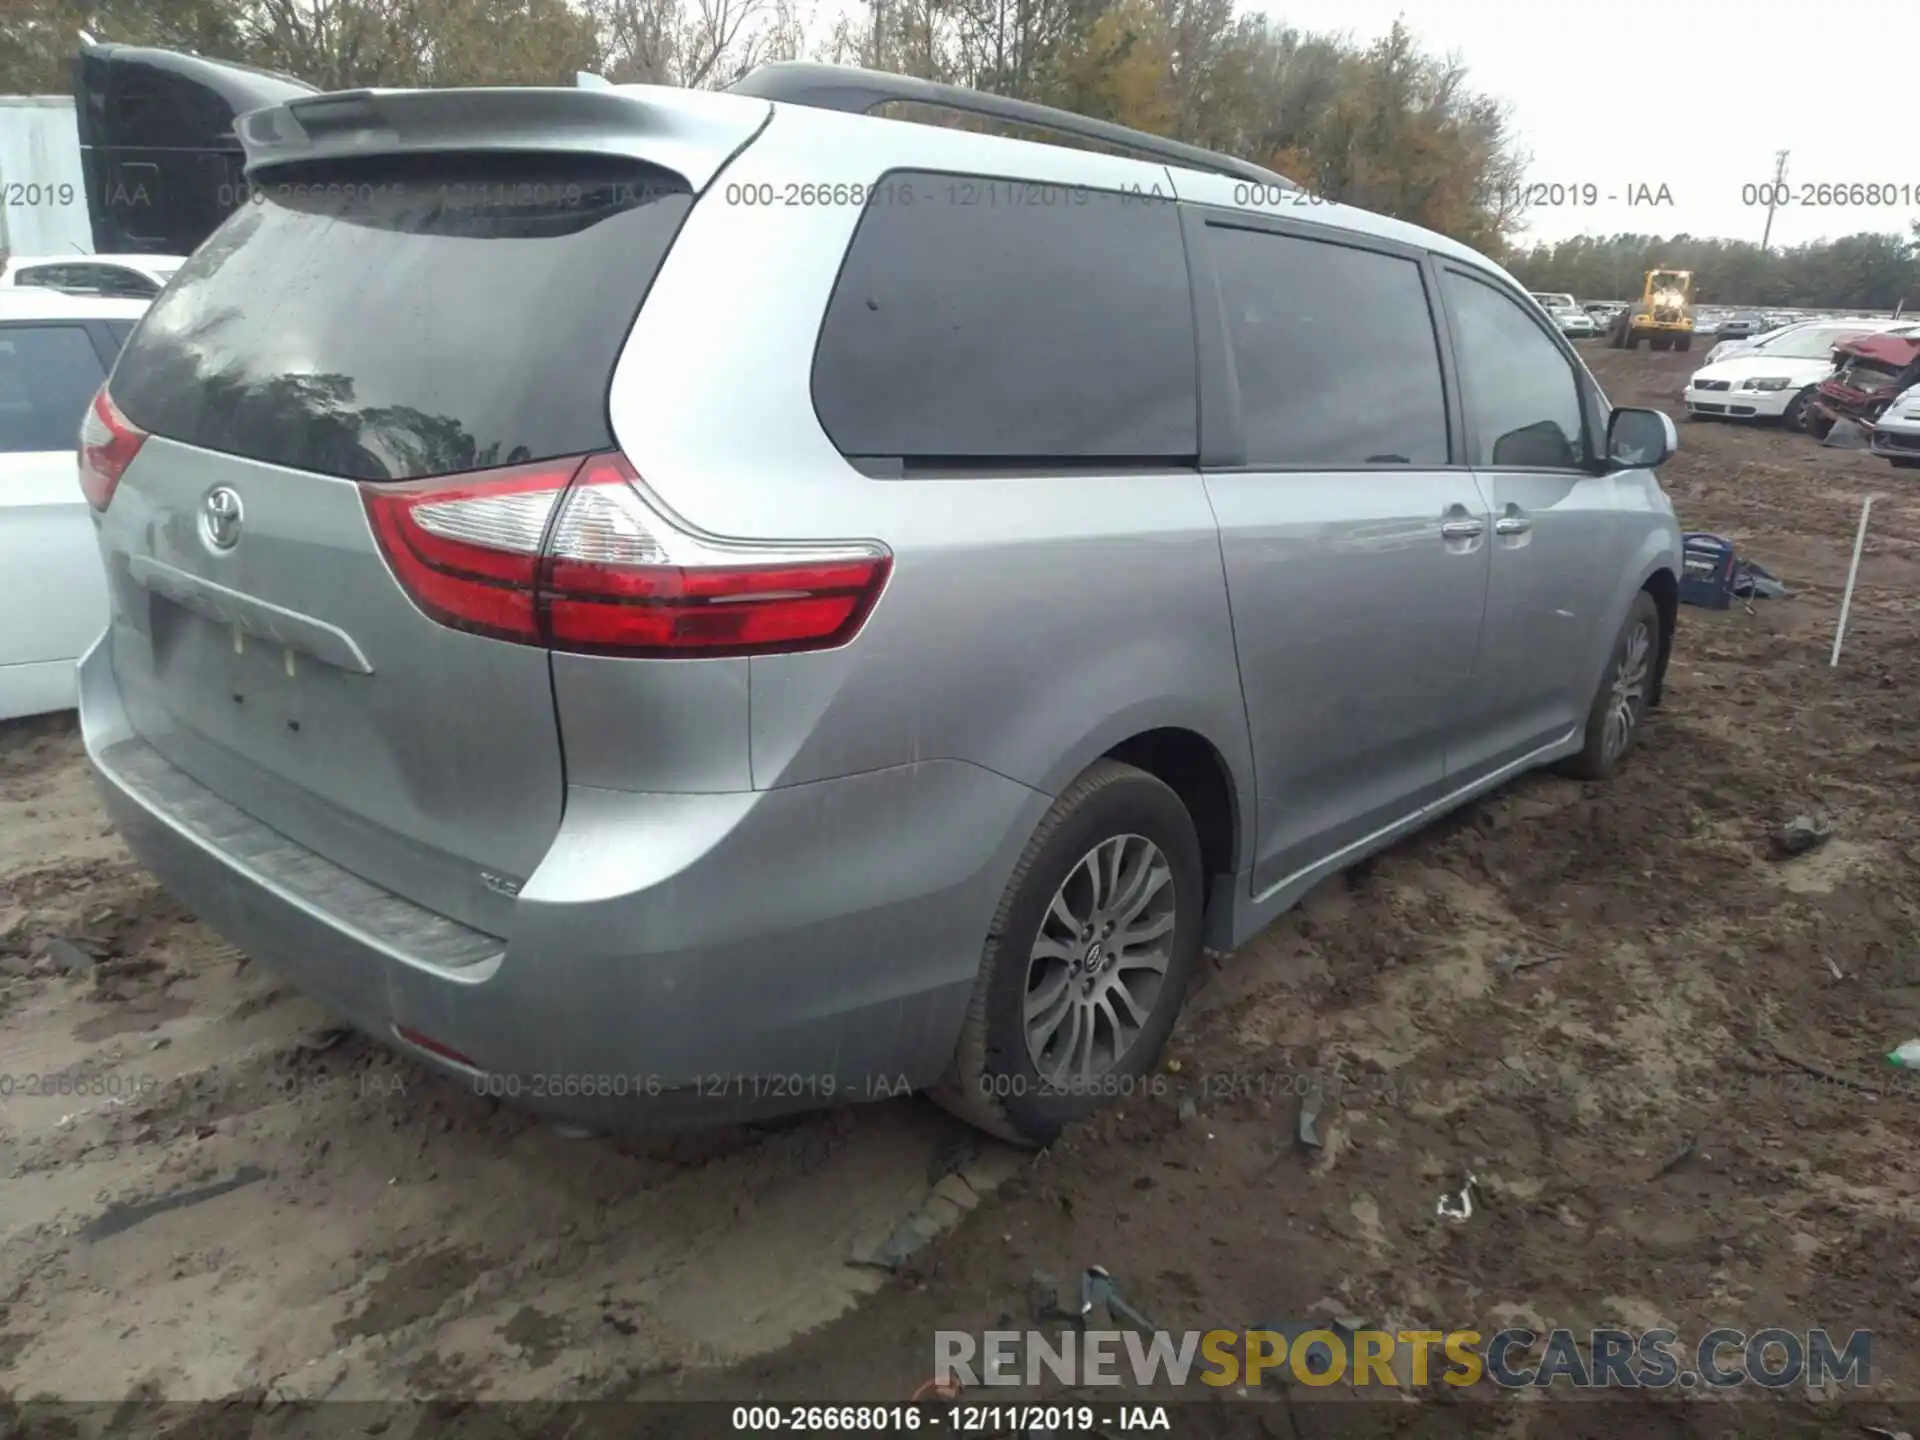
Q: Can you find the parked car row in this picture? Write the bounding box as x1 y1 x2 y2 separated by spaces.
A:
1530 291 1602 339
1682 313 1920 470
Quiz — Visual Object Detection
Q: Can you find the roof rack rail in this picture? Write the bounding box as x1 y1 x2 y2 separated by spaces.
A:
725 61 1296 191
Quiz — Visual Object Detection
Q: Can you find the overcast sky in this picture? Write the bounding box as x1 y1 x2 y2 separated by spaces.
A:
1249 0 1919 248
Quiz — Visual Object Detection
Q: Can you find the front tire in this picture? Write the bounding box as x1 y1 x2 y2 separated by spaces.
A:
1557 591 1660 782
934 760 1204 1146
1782 387 1815 431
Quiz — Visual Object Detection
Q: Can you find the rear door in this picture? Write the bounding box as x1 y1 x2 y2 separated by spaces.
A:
1189 209 1490 897
96 98 761 932
0 319 114 672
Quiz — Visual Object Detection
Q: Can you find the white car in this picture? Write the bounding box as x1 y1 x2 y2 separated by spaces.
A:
1705 314 1899 367
1552 306 1597 339
0 289 148 720
1869 383 1920 469
1685 319 1920 429
0 253 186 301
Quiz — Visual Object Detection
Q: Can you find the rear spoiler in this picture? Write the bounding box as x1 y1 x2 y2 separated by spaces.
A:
235 85 772 193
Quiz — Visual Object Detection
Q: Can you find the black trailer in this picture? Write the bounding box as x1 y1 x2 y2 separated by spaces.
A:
73 41 316 257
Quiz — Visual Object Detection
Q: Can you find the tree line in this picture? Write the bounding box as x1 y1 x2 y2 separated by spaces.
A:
4 0 1526 246
1506 228 1920 311
5 0 1914 307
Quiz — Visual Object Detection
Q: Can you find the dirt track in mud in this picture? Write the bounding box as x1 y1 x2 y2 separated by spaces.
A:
4 343 1920 1434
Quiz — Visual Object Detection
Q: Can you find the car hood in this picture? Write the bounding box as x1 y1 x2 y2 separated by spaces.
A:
1835 334 1920 367
1691 353 1836 384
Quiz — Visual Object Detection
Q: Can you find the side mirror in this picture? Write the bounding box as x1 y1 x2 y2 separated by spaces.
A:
1606 407 1677 469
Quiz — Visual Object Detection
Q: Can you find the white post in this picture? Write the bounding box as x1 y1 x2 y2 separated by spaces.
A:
1830 495 1875 668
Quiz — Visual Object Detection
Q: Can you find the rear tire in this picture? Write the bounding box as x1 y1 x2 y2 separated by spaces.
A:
933 760 1204 1146
1676 334 1692 352
1624 330 1641 350
1556 591 1661 782
1890 458 1920 470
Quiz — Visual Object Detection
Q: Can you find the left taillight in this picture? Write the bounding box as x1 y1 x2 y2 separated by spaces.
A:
362 452 893 658
78 386 147 512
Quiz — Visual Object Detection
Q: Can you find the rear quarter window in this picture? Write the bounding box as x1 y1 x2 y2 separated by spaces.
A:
811 170 1198 467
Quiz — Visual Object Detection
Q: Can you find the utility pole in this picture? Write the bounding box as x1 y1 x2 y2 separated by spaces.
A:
1759 149 1789 253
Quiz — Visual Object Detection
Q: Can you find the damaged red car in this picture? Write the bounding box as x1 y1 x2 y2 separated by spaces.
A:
1805 332 1920 439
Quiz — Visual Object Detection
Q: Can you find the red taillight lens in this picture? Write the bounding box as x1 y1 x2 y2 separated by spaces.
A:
363 458 582 643
77 387 147 511
362 453 892 657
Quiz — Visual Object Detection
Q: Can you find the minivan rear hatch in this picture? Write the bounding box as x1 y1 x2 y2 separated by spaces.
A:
93 86 769 935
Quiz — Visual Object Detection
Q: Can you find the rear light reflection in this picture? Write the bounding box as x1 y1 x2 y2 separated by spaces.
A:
363 452 891 658
78 387 147 512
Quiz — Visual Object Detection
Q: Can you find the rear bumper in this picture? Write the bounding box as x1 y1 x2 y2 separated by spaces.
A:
79 638 1048 1128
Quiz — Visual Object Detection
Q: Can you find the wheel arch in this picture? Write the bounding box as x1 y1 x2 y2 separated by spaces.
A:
1035 705 1255 901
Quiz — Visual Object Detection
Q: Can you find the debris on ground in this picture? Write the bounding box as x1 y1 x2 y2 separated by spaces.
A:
1495 952 1564 979
46 936 95 974
1770 814 1831 858
1031 1266 1157 1336
1436 1175 1478 1223
1886 1041 1920 1069
1651 1137 1698 1179
1295 1075 1324 1151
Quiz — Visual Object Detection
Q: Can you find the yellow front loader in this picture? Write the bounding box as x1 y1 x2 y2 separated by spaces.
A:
1608 269 1695 352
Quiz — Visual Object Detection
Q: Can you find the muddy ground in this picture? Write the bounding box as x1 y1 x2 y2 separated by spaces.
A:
4 342 1919 1436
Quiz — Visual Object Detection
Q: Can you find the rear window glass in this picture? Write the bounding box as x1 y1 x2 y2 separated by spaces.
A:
109 156 693 481
812 170 1198 466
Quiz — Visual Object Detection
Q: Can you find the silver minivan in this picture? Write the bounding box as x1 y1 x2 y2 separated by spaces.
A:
77 64 1684 1144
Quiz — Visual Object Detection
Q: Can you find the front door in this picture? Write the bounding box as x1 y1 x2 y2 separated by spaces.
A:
1193 215 1491 898
1436 267 1622 783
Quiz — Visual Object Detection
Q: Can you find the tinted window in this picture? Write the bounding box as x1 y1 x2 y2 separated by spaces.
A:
0 325 107 453
1442 270 1585 469
110 156 694 481
813 172 1197 463
107 321 139 349
79 266 161 299
14 265 74 289
1208 226 1447 467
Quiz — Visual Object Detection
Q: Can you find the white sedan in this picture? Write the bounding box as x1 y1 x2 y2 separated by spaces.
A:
0 289 149 720
1869 384 1920 469
1683 318 1920 430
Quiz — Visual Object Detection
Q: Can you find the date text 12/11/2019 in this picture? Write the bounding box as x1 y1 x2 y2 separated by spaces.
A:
467 1070 914 1102
729 1403 1171 1432
1480 182 1675 209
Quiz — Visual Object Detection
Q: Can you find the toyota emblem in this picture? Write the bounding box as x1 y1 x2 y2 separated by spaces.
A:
201 486 244 551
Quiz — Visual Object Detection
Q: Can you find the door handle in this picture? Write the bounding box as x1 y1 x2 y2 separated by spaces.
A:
1440 519 1485 541
1494 515 1532 535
